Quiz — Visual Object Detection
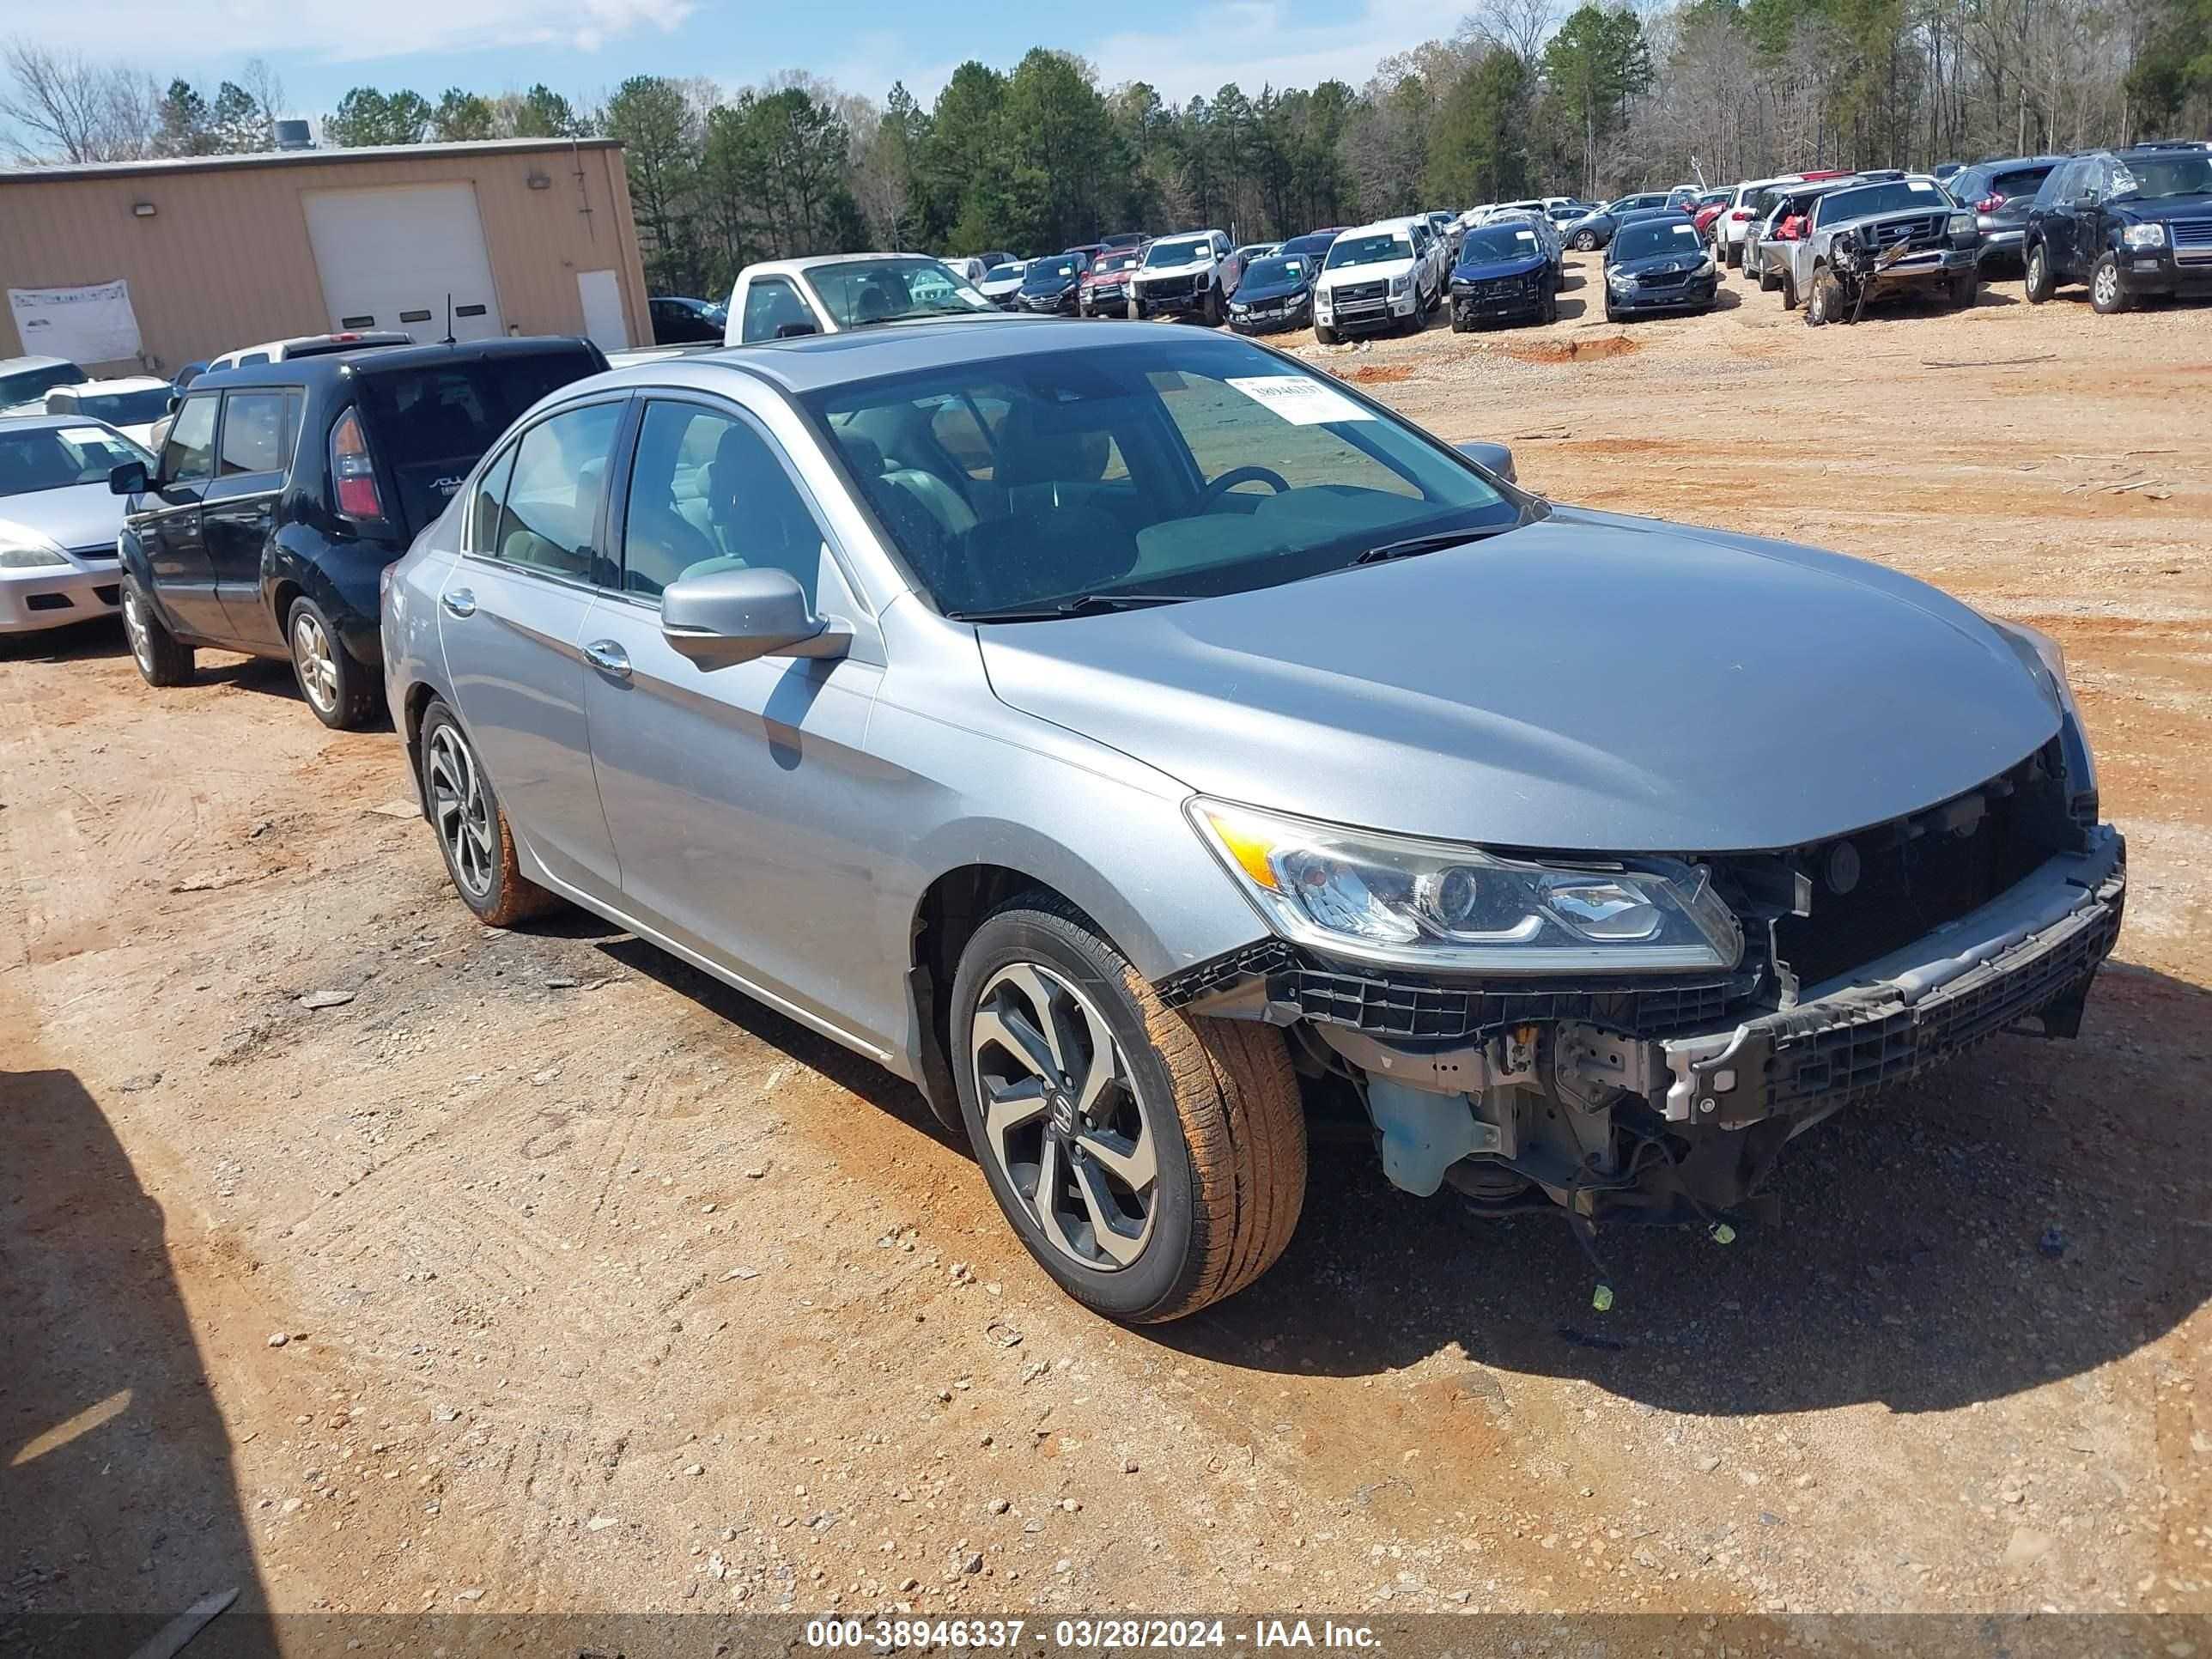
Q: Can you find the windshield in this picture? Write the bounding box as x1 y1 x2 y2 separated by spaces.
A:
1818 179 1953 222
1096 252 1139 274
1 362 85 408
1325 233 1413 269
1280 234 1336 258
803 258 994 326
1024 258 1081 286
58 386 171 425
1459 225 1542 263
805 334 1523 618
1143 238 1209 267
1612 219 1703 260
2112 152 2212 201
0 423 152 495
1238 256 1308 288
984 263 1026 282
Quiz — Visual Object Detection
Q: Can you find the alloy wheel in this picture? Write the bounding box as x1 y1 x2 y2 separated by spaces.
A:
969 962 1158 1271
292 611 340 714
425 723 495 900
121 588 154 676
2094 263 2118 310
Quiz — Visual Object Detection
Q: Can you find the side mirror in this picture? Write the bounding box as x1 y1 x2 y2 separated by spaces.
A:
774 319 818 339
110 459 149 496
1455 440 1516 483
660 566 848 672
166 393 179 414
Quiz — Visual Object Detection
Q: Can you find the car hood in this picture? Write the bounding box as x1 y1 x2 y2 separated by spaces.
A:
975 507 2061 854
1320 258 1414 287
1612 248 1712 277
1140 257 1214 279
1454 252 1548 283
0 481 125 552
2121 196 2212 225
1236 276 1310 302
1021 275 1078 294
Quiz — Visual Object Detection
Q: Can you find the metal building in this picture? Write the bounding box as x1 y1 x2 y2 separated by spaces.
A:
0 137 652 375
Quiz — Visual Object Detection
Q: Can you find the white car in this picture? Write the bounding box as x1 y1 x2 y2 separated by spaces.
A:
979 261 1030 307
41 376 173 449
725 253 996 343
201 330 412 374
1129 229 1237 324
1312 220 1438 343
1 356 87 418
0 415 149 635
1712 175 1816 265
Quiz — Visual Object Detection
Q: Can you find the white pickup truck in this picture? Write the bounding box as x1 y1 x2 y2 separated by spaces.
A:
722 253 998 344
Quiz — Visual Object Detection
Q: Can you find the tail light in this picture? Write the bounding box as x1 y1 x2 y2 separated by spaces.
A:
1730 209 1753 220
1975 194 2004 214
330 408 384 521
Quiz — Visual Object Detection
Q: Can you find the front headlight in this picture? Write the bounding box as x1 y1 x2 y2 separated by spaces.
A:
1607 270 1637 291
1948 212 1975 238
2124 222 2166 249
1388 273 1409 296
1986 616 2097 802
0 531 70 568
1188 799 1744 974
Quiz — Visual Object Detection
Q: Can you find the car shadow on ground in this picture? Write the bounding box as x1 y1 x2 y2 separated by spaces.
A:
194 653 398 735
0 1064 265 1655
1158 961 2212 1417
0 618 125 664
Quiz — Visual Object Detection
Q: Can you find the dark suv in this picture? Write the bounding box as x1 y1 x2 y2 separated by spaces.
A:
1946 155 2064 271
2024 143 2212 313
112 336 605 727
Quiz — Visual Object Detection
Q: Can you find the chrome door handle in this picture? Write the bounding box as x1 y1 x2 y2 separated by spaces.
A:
441 587 477 618
582 639 631 680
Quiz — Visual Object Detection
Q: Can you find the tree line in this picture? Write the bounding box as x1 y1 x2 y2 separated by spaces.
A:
5 0 2207 299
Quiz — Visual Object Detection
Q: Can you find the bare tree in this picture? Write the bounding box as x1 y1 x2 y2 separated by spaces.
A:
1 38 159 162
239 57 287 134
1474 0 1562 65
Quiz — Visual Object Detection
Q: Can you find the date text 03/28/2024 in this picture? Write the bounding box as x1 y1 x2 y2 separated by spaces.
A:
803 1619 1381 1650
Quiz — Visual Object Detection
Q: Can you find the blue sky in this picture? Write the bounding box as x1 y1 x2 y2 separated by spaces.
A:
58 0 1448 117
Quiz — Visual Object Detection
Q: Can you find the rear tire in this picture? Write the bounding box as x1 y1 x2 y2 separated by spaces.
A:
951 896 1306 1323
287 594 380 731
417 699 561 928
1573 229 1599 252
120 578 194 687
2025 242 2054 304
1757 254 1777 293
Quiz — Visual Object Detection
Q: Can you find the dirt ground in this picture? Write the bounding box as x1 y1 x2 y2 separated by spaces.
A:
4 250 2209 1640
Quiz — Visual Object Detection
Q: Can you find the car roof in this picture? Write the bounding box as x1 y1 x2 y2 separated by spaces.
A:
1336 220 1415 238
748 252 951 279
2 356 78 373
589 317 1254 398
49 375 170 394
186 335 601 393
0 411 121 434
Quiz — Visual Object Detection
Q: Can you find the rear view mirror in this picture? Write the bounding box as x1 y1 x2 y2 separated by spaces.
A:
109 459 148 496
660 566 849 671
1455 440 1517 483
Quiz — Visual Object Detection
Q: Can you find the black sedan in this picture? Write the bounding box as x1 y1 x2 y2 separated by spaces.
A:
1601 215 1718 321
1014 253 1091 314
1225 253 1316 333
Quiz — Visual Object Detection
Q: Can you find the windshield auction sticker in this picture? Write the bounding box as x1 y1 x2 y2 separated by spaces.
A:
1226 376 1373 425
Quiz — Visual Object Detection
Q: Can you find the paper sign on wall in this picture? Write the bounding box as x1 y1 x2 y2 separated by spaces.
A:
9 279 143 366
1225 375 1372 425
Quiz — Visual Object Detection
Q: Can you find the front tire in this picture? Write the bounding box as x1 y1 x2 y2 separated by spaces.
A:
2025 242 2054 304
2091 252 2129 314
120 578 193 687
287 595 380 730
417 699 561 927
1314 323 1339 345
951 897 1306 1323
1808 271 1843 325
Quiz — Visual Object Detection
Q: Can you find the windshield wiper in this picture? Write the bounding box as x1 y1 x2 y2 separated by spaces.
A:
1349 525 1517 566
952 592 1193 623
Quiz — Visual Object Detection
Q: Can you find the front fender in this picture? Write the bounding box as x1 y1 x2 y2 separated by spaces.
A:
115 524 183 632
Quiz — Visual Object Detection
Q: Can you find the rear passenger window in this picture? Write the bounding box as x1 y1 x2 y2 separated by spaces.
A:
491 401 623 580
219 391 298 477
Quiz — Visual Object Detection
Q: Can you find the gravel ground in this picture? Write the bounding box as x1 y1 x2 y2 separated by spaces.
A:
3 251 2209 1638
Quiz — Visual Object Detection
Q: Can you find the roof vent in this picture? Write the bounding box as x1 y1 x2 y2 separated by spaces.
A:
275 119 314 151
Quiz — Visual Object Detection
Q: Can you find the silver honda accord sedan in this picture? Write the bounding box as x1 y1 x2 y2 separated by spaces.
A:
381 318 2122 1322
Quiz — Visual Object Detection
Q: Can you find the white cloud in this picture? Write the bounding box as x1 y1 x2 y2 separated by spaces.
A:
37 0 693 66
1087 0 1446 99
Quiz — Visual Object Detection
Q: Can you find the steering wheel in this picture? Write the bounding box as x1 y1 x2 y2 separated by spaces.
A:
1198 465 1292 509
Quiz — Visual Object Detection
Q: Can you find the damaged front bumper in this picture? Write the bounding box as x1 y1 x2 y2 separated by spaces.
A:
1170 826 2124 1220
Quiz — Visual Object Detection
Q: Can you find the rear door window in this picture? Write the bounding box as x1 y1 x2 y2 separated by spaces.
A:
352 349 602 534
218 390 302 477
490 400 624 580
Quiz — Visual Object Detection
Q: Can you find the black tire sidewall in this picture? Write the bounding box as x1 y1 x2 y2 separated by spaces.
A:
288 594 369 729
950 907 1202 1320
418 702 512 922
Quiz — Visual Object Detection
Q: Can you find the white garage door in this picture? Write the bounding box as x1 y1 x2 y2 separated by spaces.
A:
302 184 505 344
